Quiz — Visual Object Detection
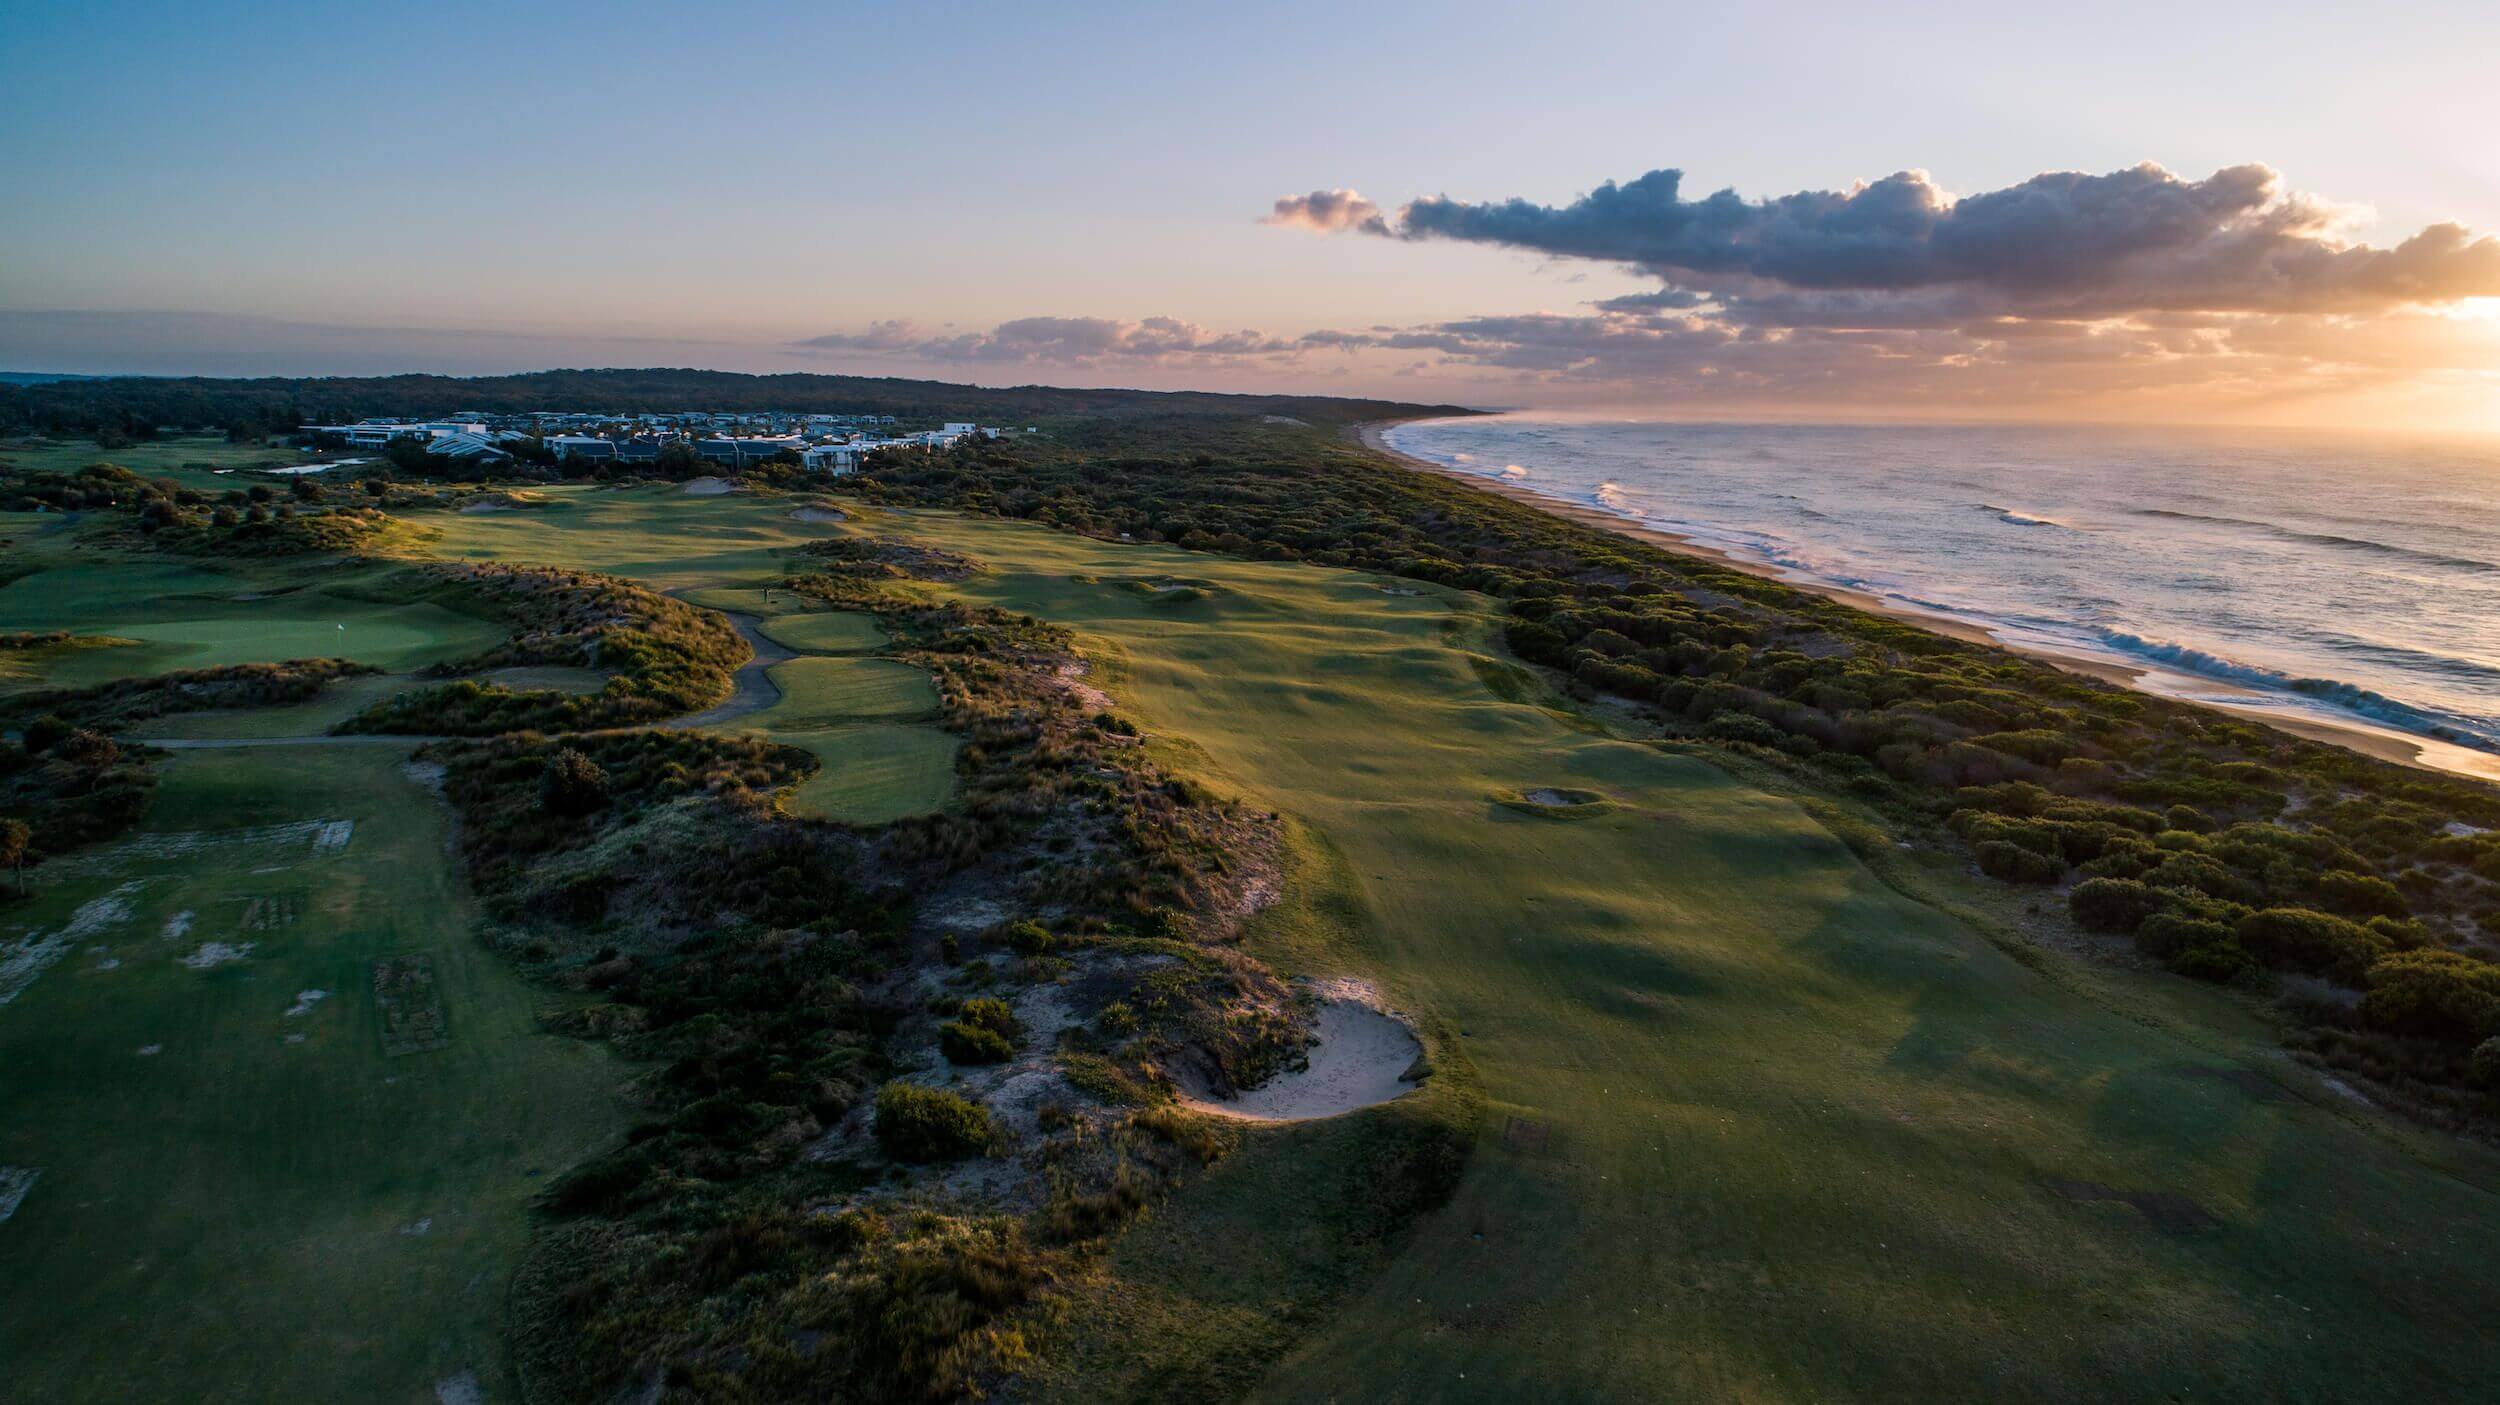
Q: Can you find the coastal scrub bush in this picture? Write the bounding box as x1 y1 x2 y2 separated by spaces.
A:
2070 877 2166 934
940 997 1021 1064
2135 912 2234 962
874 1083 994 1161
2361 949 2500 1042
2236 907 2390 986
1976 840 2063 884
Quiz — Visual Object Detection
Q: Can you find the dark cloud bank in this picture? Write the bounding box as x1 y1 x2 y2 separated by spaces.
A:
799 162 2500 411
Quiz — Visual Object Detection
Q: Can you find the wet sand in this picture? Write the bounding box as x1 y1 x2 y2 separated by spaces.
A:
1354 418 2497 782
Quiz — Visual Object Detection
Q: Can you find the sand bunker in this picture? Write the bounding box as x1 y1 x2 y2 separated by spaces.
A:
285 989 329 1017
791 506 848 523
1180 979 1425 1122
681 476 741 496
1497 786 1616 819
179 941 255 970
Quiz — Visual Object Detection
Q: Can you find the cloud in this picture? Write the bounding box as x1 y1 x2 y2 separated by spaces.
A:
797 315 1297 364
1238 159 2500 419
1325 162 2500 322
1262 188 1388 235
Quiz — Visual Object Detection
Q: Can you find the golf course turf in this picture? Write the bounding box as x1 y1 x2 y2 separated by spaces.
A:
7 475 2500 1400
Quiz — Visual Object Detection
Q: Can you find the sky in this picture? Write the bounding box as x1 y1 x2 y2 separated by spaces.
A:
5 0 2500 428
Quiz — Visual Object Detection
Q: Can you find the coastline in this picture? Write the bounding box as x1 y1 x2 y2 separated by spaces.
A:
1353 418 2499 783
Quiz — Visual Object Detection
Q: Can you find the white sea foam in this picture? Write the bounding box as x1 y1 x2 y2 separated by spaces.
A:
1389 414 2500 770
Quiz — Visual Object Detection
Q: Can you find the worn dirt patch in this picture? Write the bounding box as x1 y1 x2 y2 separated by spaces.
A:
0 1166 40 1223
2178 1064 2290 1102
2049 1179 2222 1234
374 955 450 1054
1179 978 1425 1122
179 941 255 970
2 881 141 1004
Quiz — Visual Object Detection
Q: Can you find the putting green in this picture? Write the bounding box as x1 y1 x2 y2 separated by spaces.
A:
777 724 960 824
758 610 886 654
751 656 936 728
0 746 622 1402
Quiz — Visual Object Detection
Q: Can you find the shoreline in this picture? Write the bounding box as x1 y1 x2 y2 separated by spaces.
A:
1353 417 2500 784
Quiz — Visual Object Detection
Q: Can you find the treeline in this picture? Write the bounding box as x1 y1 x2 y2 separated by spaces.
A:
848 416 2500 1122
0 367 1473 439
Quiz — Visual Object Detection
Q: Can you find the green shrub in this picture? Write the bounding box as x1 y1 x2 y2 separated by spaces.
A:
940 997 1021 1064
2069 877 2165 934
1976 839 2063 884
1002 919 1056 955
2360 949 2500 1042
2312 869 2409 920
940 1020 1015 1064
2170 940 2257 983
873 1083 994 1161
2135 913 2233 961
2236 907 2391 986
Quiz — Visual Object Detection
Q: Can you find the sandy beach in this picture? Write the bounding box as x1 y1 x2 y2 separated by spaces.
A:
1354 418 2500 782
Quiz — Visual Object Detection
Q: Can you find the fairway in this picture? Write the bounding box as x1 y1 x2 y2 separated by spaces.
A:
874 508 2500 1403
775 723 961 823
0 560 505 687
757 608 887 654
753 655 937 726
0 746 623 1403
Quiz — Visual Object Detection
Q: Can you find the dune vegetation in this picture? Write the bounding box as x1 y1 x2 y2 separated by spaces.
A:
855 418 2500 1128
9 397 2500 1403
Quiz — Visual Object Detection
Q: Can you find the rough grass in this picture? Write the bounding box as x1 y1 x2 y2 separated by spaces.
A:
880 505 2500 1404
0 746 623 1402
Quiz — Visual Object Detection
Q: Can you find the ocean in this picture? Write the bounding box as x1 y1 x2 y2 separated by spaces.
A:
1384 415 2500 780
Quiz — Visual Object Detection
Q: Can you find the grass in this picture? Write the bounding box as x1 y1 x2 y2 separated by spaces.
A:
0 556 505 689
757 609 887 654
865 507 2500 1403
107 479 2500 1398
0 434 319 495
751 656 937 727
0 745 623 1403
774 723 961 824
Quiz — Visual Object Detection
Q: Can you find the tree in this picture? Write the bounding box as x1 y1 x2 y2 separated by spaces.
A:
0 818 27 896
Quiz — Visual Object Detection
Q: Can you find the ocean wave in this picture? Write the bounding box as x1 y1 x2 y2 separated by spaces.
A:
1979 503 2075 530
2135 508 2500 573
2093 629 2500 752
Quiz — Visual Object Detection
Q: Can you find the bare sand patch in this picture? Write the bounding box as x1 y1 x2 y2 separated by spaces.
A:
1179 978 1425 1122
2 880 142 1004
434 1371 482 1405
286 989 329 1017
791 506 848 523
136 1043 162 1056
179 941 256 970
160 910 195 942
0 1166 40 1223
681 476 741 496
